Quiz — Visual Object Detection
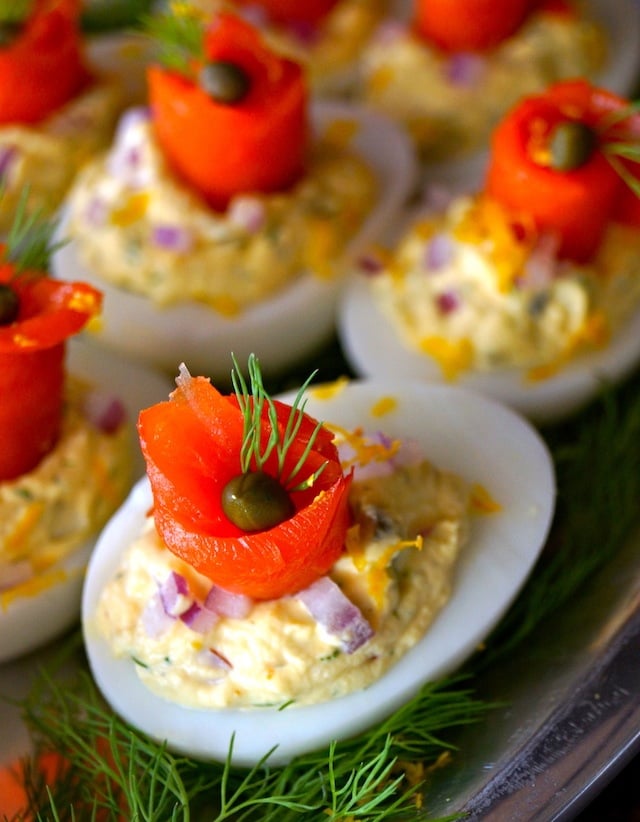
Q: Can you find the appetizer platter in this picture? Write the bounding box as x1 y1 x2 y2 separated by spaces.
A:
0 0 639 818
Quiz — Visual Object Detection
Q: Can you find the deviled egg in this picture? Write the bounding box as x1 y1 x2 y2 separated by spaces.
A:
52 10 415 381
0 335 170 663
339 79 640 423
82 363 554 767
0 0 128 230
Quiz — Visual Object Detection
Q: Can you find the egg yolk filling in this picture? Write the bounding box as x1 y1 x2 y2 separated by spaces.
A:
365 193 640 381
94 427 482 708
0 378 132 609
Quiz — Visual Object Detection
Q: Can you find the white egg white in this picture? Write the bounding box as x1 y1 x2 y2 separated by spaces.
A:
51 102 416 381
82 378 555 767
338 257 640 424
0 340 171 664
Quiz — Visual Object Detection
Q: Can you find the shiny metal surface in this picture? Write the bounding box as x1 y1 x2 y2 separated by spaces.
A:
422 524 640 820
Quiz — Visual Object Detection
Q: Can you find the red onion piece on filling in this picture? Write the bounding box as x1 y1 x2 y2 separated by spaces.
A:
424 232 454 271
141 591 175 638
158 571 192 617
445 52 486 86
297 576 374 653
151 224 194 253
228 196 266 233
82 389 127 434
204 584 253 619
180 601 219 634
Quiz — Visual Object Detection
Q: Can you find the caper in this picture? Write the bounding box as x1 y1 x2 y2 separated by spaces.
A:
0 21 23 47
198 60 251 105
0 283 19 325
222 471 295 532
549 120 597 172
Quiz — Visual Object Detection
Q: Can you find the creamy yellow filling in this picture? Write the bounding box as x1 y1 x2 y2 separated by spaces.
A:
359 6 606 160
66 116 377 311
95 432 473 708
0 378 133 606
0 79 123 230
369 195 640 377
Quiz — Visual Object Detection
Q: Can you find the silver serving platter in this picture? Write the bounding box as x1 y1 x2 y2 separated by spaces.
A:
424 523 640 820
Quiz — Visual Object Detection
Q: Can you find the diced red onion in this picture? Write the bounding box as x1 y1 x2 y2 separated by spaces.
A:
357 252 385 276
107 144 143 185
152 224 194 254
180 601 219 634
82 389 127 434
158 571 192 617
373 20 408 46
519 231 560 290
424 233 454 272
286 20 320 46
0 559 33 592
420 184 456 215
84 196 108 228
141 591 175 638
436 290 461 315
0 146 17 181
445 52 486 87
204 584 253 619
199 647 233 670
107 107 152 188
228 196 266 233
297 576 374 653
116 106 152 135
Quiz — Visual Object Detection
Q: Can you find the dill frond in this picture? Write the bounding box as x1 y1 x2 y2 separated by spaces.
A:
4 188 60 273
598 100 640 198
143 4 207 78
231 353 329 491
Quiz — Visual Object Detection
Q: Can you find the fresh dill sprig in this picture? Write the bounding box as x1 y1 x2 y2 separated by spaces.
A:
143 2 206 78
597 100 640 198
3 187 60 273
231 353 329 492
14 658 484 820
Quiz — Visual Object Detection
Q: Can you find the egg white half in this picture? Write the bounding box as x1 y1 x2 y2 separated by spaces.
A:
51 101 416 381
338 270 640 424
82 378 555 767
0 340 171 664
